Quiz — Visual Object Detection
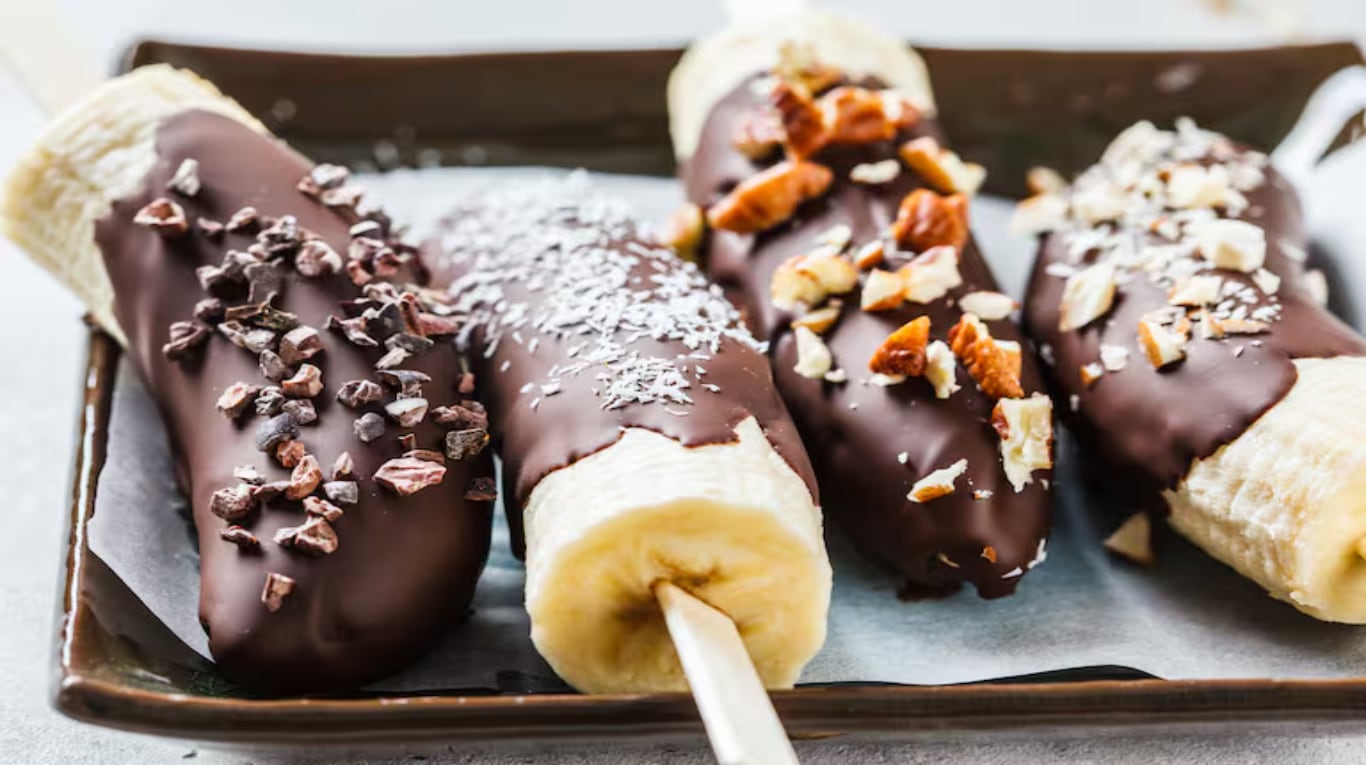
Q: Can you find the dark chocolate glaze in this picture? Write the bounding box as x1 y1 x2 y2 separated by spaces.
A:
96 110 494 693
683 77 1052 598
423 190 817 557
1024 155 1366 496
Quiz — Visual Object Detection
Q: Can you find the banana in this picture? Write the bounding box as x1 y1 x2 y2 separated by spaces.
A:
1 65 264 345
667 7 936 161
525 418 831 694
1168 357 1366 622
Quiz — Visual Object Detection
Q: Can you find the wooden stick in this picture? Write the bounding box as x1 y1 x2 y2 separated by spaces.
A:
0 1 104 115
655 582 800 765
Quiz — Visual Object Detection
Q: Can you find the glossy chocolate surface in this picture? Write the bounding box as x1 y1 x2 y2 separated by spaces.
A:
95 110 493 693
684 77 1051 598
423 183 816 555
1024 151 1366 496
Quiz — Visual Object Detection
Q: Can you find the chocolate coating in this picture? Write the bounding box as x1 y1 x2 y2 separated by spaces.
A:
422 181 816 556
96 110 493 693
1023 150 1366 496
683 76 1052 598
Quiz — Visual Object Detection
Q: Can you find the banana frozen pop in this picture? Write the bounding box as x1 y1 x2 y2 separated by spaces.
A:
423 175 832 694
1017 120 1366 622
670 11 1055 598
1 66 495 691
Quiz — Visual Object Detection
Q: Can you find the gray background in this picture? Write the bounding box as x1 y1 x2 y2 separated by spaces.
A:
5 1 1366 762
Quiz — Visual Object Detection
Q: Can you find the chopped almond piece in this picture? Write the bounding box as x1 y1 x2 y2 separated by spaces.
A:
907 458 968 503
991 394 1054 492
869 316 930 377
1167 274 1223 306
1080 362 1105 387
771 247 859 309
771 81 827 159
1252 268 1281 296
1099 344 1130 371
900 245 963 304
791 301 842 334
1191 219 1266 272
880 92 922 131
849 159 900 184
890 189 969 254
948 313 1024 399
1165 163 1232 209
1137 317 1189 368
815 223 853 251
1010 193 1069 236
924 340 960 399
818 86 896 144
793 326 834 379
958 290 1016 320
1058 261 1117 331
731 111 784 161
659 203 706 262
824 368 849 383
1104 513 1154 566
707 160 833 234
869 373 906 387
861 269 907 311
1071 182 1129 224
1211 316 1270 337
1026 166 1066 195
898 136 986 196
854 240 886 270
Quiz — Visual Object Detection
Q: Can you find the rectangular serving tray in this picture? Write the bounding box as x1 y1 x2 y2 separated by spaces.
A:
53 40 1366 746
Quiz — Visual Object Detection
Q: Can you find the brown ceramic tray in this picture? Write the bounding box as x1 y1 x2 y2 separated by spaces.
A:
53 41 1366 746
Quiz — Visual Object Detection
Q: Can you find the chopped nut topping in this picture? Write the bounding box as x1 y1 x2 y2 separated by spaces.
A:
659 203 706 262
274 438 306 469
303 495 345 522
992 394 1054 492
890 189 969 254
1104 513 1154 566
958 291 1016 320
1167 274 1223 306
166 159 201 197
706 160 833 234
1099 344 1130 371
898 136 986 196
1080 362 1105 387
1137 317 1189 368
869 316 930 377
255 387 285 417
731 110 784 161
818 86 897 145
465 476 498 502
279 326 323 366
1009 193 1070 237
770 247 858 310
374 456 448 496
295 239 343 278
261 572 295 612
193 298 224 324
323 480 359 505
225 206 259 233
281 364 324 398
1058 262 1118 331
331 452 355 481
1252 268 1281 296
218 321 275 354
215 382 260 419
385 397 429 428
853 240 886 270
284 454 323 500
163 321 211 361
948 314 1024 399
849 159 900 185
431 402 489 430
219 526 259 548
981 546 999 564
771 80 827 159
791 301 842 334
405 449 446 465
281 398 317 426
907 458 968 503
1165 163 1233 209
336 379 385 408
354 412 386 443
1191 218 1266 272
900 245 963 304
196 218 225 238
923 340 960 399
257 349 290 383
275 516 338 556
209 484 257 521
793 326 834 379
1026 166 1066 195
823 368 848 383
446 428 490 461
133 198 189 237
233 465 265 485
861 268 906 311
1071 183 1128 224
255 413 300 453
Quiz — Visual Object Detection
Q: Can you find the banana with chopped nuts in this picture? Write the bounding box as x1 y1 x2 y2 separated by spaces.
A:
1021 119 1366 622
1 66 495 690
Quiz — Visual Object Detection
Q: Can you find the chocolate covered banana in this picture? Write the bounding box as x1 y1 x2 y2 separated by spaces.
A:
1018 119 1366 622
423 175 831 694
1 66 495 690
671 14 1053 598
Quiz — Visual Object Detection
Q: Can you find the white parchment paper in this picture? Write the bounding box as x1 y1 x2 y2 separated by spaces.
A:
88 166 1366 693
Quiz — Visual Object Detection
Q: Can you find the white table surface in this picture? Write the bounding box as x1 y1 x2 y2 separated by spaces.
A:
5 1 1366 762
